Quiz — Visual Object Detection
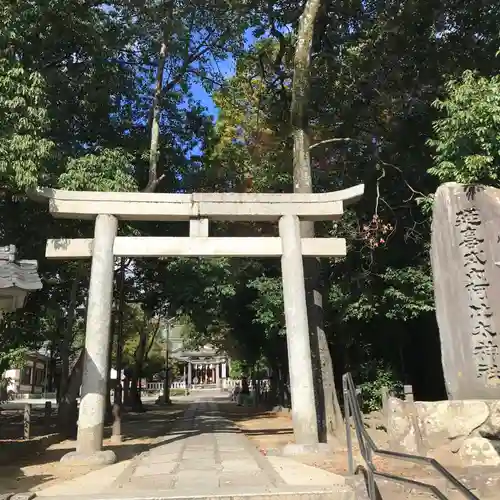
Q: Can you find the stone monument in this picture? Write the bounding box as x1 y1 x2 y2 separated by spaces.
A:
431 183 500 400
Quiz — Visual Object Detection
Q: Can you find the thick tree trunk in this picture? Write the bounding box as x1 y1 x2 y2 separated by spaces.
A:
129 373 144 412
58 349 84 438
291 0 343 443
129 322 148 412
57 275 82 437
58 277 79 403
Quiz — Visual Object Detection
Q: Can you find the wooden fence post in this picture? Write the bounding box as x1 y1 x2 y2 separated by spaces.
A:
380 386 389 426
44 401 52 431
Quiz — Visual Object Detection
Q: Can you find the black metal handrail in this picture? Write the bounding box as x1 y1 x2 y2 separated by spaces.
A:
342 372 479 500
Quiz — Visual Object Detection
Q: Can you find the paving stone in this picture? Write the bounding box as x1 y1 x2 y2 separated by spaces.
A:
133 462 177 476
178 459 219 471
182 450 215 460
94 396 353 499
146 453 180 464
149 443 184 455
125 475 174 489
174 471 220 489
219 472 272 488
219 452 248 462
221 459 262 473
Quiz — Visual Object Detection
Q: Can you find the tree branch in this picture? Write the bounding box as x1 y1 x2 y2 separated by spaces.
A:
309 137 351 150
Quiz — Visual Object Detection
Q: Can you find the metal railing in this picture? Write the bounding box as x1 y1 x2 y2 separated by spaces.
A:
342 372 479 500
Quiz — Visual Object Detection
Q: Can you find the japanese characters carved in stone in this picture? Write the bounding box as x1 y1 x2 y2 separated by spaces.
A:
432 183 500 399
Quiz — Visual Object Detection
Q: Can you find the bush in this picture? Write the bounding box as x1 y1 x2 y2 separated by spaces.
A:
358 366 403 413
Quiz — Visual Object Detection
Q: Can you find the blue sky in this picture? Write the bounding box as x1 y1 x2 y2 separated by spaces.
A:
189 29 257 119
189 59 234 118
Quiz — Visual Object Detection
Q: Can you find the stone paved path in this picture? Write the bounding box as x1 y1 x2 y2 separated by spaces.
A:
38 392 353 500
118 397 284 493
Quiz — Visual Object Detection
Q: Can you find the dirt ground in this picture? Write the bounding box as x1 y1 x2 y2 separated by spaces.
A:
216 403 439 481
218 403 500 498
0 402 187 495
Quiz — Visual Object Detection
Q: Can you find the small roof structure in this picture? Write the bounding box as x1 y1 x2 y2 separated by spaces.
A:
0 245 43 312
171 344 225 362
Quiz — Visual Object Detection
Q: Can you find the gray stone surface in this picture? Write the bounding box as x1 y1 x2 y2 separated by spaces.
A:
282 443 332 456
114 398 282 494
35 185 364 222
67 214 118 460
279 215 319 445
431 183 500 399
60 449 117 467
459 436 500 466
98 395 354 500
387 396 500 463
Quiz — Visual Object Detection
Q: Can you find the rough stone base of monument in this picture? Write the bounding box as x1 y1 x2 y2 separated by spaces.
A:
60 449 117 467
458 436 500 466
282 443 331 456
387 396 500 465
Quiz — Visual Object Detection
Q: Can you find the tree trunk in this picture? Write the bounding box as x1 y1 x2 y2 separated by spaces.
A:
144 36 168 193
129 321 148 412
114 258 125 405
58 277 79 404
58 349 84 438
291 0 343 443
57 274 82 437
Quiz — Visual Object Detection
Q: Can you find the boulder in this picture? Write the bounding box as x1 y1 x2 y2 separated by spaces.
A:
459 437 500 466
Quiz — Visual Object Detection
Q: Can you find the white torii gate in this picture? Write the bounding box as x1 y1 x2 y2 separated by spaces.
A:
36 185 364 465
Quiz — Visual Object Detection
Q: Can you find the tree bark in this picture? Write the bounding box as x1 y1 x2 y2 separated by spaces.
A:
58 349 84 438
129 316 149 412
144 41 167 193
291 0 343 443
57 273 82 436
58 276 79 404
114 258 125 405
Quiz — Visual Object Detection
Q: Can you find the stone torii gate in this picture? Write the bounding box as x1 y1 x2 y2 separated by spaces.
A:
36 185 363 465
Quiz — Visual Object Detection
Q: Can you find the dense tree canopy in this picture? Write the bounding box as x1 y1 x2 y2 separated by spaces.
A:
1 0 499 418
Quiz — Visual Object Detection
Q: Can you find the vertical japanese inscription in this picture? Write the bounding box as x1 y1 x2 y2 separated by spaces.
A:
455 207 499 384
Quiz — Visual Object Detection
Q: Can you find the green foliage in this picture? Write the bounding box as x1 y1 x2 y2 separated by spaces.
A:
0 347 28 374
428 71 500 186
59 149 137 191
0 57 53 191
228 360 245 379
358 364 403 414
248 277 284 333
2 0 499 406
380 267 435 321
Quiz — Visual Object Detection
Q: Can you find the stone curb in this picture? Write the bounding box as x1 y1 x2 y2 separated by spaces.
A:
30 486 356 500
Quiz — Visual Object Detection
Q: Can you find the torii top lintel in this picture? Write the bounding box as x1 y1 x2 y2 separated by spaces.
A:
32 184 364 222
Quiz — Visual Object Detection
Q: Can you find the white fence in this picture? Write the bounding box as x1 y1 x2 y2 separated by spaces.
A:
145 379 270 392
146 381 187 391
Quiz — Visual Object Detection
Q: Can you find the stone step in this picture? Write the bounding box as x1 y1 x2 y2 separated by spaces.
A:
35 486 356 500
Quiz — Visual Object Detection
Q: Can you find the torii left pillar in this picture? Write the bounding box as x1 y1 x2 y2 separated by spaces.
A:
61 214 118 466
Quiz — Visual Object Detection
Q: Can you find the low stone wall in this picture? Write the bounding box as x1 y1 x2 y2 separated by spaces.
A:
387 398 500 466
0 433 63 466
